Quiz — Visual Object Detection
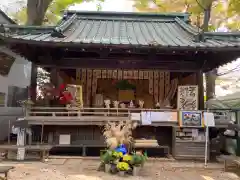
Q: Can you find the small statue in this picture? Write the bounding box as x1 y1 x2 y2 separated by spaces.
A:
155 102 160 109
139 100 144 108
120 103 126 108
113 101 119 108
104 99 111 116
104 99 111 109
129 100 135 108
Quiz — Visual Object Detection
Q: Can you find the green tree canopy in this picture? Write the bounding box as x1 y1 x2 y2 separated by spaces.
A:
134 0 240 31
11 0 103 25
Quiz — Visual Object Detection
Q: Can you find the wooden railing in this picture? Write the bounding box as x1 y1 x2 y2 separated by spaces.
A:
24 107 232 127
26 107 177 118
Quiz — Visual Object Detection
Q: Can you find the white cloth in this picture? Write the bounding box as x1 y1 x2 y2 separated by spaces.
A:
17 129 25 146
203 112 215 127
141 111 152 125
12 126 19 134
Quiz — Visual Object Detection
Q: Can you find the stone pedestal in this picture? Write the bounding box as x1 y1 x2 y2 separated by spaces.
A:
133 166 140 176
118 171 125 177
17 128 26 160
104 164 111 173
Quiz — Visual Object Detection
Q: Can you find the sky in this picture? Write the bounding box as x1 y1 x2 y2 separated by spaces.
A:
70 0 134 12
0 0 135 13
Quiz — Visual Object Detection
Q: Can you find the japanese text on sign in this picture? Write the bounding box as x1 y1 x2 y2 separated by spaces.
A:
177 85 198 110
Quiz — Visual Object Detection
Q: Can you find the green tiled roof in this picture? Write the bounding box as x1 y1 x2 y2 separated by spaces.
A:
0 11 239 49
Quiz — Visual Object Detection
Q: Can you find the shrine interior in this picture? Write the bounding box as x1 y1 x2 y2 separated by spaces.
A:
40 67 200 109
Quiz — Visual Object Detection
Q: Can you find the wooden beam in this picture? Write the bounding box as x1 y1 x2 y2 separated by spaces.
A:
50 67 59 87
30 63 37 102
37 58 200 72
197 70 204 110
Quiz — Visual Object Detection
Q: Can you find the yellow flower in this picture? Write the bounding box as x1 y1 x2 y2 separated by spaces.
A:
118 152 123 158
123 154 132 161
112 151 118 157
117 162 129 171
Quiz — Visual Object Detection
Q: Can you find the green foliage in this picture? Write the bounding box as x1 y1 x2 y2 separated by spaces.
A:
11 0 103 25
115 80 136 90
134 0 240 31
228 0 240 16
130 153 147 166
101 150 123 164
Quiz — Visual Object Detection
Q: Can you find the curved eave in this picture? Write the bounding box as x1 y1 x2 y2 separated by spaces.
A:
1 36 240 53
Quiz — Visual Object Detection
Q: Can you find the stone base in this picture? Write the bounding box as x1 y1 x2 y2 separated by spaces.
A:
118 171 125 177
132 166 140 176
105 164 111 173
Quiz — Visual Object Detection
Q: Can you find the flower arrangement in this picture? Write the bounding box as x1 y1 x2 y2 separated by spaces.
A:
100 120 147 176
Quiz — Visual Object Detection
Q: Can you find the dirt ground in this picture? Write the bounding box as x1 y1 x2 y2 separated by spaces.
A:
1 159 240 180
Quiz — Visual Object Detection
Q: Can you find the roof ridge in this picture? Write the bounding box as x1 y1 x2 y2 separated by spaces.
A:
75 16 176 22
175 17 201 35
64 10 190 21
51 13 77 38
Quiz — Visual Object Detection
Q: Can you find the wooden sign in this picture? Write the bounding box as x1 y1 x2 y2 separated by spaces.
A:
177 85 198 110
59 134 71 145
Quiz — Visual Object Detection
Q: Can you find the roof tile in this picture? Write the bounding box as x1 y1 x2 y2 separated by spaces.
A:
0 11 239 49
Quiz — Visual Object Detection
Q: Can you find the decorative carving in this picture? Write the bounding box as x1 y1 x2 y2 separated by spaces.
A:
78 69 171 108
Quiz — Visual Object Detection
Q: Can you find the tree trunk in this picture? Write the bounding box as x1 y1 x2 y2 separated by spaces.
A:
203 1 217 101
26 0 52 102
26 0 52 25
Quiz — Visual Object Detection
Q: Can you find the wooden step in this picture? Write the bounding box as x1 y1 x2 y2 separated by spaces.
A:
135 139 158 143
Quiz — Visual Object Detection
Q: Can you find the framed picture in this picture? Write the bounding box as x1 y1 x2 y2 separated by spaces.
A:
177 85 198 110
179 111 203 127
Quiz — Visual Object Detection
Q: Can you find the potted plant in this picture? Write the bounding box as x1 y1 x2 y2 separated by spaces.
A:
100 120 147 176
101 150 123 173
130 151 147 176
117 162 130 176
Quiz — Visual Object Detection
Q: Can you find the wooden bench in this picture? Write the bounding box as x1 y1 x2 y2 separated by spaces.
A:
0 145 52 161
220 155 240 171
0 166 14 180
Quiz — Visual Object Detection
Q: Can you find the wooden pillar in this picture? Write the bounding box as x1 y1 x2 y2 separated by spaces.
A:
197 71 204 110
30 63 37 102
50 67 59 87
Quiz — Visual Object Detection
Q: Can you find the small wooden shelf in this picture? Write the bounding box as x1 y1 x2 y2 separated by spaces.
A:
173 127 209 160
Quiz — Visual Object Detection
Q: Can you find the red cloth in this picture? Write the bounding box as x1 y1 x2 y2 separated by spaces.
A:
59 84 66 91
59 91 73 104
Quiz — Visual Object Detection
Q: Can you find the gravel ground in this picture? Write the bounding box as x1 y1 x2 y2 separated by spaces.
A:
1 159 239 180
